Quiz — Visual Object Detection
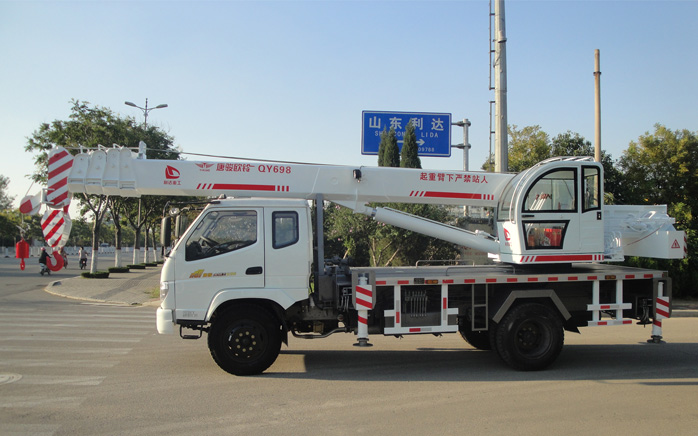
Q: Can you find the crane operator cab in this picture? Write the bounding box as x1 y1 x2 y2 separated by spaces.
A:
496 157 605 264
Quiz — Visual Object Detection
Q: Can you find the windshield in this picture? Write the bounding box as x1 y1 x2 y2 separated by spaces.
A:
523 169 576 212
185 210 258 261
497 172 526 222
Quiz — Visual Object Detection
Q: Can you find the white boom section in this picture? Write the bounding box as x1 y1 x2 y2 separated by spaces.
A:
66 145 513 208
341 202 501 254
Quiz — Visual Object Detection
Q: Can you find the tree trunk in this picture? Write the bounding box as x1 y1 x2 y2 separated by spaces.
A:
132 227 141 265
90 222 100 274
114 225 122 268
151 225 159 262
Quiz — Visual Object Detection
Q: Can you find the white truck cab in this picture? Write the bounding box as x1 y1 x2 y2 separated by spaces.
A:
158 199 313 334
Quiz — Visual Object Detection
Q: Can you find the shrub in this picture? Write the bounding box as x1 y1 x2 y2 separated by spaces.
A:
81 271 110 279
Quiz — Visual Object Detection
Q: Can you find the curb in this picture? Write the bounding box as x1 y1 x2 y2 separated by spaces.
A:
45 280 159 306
672 310 698 318
43 271 162 307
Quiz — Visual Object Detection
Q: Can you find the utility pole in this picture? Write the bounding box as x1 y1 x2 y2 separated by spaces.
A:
594 49 602 162
493 0 508 173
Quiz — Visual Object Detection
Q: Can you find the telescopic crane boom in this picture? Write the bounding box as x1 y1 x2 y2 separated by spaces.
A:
37 143 685 264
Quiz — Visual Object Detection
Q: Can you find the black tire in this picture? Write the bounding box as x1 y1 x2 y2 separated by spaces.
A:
492 303 564 371
459 324 492 350
208 305 282 376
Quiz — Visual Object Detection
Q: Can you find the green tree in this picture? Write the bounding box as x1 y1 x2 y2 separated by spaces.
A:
618 124 698 297
324 203 375 266
0 176 19 246
68 216 94 247
0 175 14 210
24 100 179 272
551 131 622 203
377 128 388 168
378 127 400 168
0 210 43 247
336 125 399 265
329 123 458 267
485 125 622 204
400 121 421 169
506 124 551 172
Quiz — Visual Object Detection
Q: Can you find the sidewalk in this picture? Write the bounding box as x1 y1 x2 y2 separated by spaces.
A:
45 265 162 307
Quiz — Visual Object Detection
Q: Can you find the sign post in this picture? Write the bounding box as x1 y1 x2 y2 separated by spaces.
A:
361 111 452 157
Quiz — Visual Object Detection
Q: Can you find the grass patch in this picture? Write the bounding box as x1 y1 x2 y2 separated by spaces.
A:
147 286 160 299
108 267 130 273
127 264 146 269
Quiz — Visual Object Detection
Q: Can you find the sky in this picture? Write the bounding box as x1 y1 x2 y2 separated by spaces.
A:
1 0 697 211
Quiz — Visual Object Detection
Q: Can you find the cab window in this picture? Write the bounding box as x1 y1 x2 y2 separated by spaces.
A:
583 166 601 212
272 211 299 249
523 169 577 212
185 210 257 261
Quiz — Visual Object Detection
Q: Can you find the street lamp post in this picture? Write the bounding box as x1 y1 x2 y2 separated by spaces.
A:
451 119 473 223
124 99 168 264
124 98 168 128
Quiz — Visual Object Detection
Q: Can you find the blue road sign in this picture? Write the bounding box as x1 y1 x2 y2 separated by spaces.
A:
361 111 452 157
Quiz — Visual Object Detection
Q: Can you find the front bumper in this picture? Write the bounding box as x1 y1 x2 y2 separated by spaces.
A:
156 307 175 335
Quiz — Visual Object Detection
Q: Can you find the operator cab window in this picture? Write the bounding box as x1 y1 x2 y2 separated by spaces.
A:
583 166 601 212
523 169 577 212
185 210 257 261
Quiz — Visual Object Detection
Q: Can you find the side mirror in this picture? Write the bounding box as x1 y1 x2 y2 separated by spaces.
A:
174 215 183 239
161 216 172 247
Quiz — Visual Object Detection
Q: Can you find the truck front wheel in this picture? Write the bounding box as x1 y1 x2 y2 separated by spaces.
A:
493 303 564 371
208 305 282 376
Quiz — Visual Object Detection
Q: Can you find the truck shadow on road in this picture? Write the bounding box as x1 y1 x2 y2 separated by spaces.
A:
266 342 698 382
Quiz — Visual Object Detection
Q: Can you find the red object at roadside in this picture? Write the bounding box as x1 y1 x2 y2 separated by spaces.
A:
15 239 30 270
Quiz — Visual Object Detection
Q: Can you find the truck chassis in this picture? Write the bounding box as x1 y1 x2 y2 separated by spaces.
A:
199 262 670 375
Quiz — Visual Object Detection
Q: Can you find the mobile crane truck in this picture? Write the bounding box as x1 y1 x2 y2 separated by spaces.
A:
32 143 686 375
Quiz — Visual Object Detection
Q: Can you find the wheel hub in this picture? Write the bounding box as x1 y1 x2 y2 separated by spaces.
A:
227 325 262 359
517 324 541 350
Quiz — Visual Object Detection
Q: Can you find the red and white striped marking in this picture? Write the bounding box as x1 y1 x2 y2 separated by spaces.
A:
518 254 605 263
655 296 670 320
46 147 73 208
355 284 373 310
409 191 494 201
374 272 661 286
195 183 289 192
41 209 70 248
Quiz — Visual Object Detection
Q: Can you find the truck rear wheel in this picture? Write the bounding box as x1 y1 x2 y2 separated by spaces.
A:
208 305 282 376
493 303 564 371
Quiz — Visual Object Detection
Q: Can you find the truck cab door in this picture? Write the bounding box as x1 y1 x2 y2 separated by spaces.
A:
579 165 604 254
517 165 604 262
519 167 579 257
173 208 265 321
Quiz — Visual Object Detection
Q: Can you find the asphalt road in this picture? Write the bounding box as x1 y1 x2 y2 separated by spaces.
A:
1 256 698 435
